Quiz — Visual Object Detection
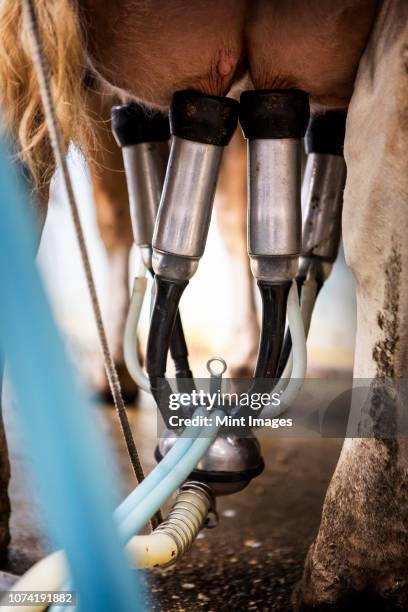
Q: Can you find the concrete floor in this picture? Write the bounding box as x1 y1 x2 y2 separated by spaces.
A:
1 373 349 611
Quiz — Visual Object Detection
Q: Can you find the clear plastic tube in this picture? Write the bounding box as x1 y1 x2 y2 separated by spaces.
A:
123 273 151 393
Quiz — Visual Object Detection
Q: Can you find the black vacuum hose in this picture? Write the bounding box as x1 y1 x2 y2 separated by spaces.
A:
148 269 193 386
170 311 193 379
249 281 291 394
231 280 291 418
146 276 189 417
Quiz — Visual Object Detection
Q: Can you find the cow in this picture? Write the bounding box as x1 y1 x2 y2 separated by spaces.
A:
2 0 408 609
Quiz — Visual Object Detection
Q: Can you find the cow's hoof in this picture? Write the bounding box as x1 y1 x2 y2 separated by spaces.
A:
293 544 408 612
292 437 408 612
294 584 408 612
95 362 139 405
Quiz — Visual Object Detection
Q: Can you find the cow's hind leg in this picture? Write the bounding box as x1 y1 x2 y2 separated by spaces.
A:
295 2 408 610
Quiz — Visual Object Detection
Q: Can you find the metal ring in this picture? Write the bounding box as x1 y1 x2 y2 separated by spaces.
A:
174 497 207 519
158 520 189 552
171 504 203 531
181 482 213 501
206 357 227 377
174 498 208 524
166 512 196 541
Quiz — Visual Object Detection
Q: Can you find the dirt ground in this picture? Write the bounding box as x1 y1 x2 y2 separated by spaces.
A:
1 372 349 611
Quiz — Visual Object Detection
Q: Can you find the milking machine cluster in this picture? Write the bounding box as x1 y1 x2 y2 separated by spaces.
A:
0 90 348 609
111 90 347 564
